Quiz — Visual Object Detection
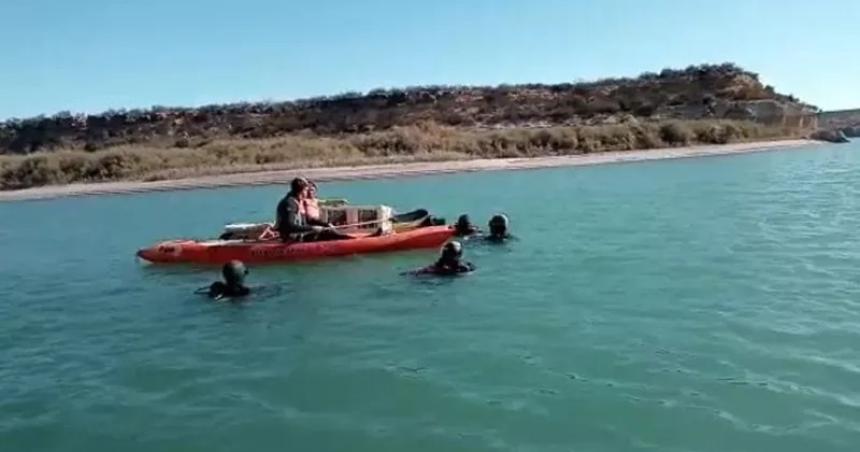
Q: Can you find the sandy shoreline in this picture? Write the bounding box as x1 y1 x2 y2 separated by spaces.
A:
0 139 820 202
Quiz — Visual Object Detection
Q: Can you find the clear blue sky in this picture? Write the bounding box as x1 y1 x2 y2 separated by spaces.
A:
1 0 858 120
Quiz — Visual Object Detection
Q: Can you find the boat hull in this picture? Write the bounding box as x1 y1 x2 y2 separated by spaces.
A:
137 225 455 264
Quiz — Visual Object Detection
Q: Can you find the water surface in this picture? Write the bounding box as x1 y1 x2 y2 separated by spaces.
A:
2 143 860 451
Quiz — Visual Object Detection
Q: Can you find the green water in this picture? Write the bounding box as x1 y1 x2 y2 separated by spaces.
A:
3 143 860 451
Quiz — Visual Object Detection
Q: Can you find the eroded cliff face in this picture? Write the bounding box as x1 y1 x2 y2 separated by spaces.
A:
658 99 817 128
0 63 817 154
819 109 860 137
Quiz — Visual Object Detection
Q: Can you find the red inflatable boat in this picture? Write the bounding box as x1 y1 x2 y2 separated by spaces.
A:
137 225 455 264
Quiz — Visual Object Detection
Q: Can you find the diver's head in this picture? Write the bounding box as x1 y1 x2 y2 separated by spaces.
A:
289 177 310 197
222 260 248 287
488 214 509 237
440 241 463 263
307 181 318 198
455 214 475 236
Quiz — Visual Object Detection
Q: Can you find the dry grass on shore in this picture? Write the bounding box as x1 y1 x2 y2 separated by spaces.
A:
0 120 803 190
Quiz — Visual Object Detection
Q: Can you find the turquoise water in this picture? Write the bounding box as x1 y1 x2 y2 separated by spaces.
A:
3 143 860 451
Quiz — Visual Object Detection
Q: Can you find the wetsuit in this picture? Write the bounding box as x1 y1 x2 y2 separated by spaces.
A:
485 233 513 243
414 260 475 276
206 282 251 300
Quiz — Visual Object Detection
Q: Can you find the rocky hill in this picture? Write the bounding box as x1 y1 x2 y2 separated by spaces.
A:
0 63 818 155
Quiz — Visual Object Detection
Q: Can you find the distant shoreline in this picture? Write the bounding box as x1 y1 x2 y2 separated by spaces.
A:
0 139 819 202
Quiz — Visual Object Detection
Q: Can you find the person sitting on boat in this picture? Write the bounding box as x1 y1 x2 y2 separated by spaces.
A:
485 214 513 242
276 177 352 242
409 241 475 276
197 260 251 300
304 180 322 222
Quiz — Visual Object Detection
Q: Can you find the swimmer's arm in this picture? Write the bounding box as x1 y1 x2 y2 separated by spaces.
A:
207 282 227 300
402 265 433 276
195 282 221 295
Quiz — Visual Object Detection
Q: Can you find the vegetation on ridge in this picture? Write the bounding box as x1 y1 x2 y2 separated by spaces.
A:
0 63 814 154
0 63 818 190
0 120 801 190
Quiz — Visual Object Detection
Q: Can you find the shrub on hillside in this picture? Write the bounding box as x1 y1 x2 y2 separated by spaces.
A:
527 128 578 152
630 124 663 149
1 156 61 189
660 122 693 145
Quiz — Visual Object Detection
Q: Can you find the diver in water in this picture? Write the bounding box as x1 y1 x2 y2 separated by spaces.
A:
485 214 513 242
197 260 251 300
454 214 480 237
409 241 475 276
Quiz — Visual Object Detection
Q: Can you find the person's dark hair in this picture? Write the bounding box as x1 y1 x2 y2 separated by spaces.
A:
222 260 248 286
290 177 309 195
488 214 509 234
455 214 476 236
440 241 463 261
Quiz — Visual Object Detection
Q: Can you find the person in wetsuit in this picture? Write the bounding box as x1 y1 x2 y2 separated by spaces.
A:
410 241 475 276
454 214 480 237
485 214 513 242
198 260 251 300
275 177 351 242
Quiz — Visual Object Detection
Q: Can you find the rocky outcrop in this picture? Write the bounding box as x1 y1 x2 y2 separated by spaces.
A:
819 110 860 138
723 104 757 121
811 129 850 143
819 109 860 130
